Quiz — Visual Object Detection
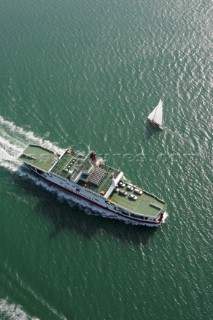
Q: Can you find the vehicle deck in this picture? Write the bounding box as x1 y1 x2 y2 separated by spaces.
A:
110 188 165 217
19 145 58 172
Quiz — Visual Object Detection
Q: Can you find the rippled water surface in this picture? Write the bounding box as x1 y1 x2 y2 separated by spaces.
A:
0 0 212 319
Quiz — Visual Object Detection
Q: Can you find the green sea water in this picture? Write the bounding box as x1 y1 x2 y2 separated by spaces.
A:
0 0 212 319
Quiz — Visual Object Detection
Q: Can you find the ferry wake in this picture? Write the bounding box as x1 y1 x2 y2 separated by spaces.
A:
19 144 168 227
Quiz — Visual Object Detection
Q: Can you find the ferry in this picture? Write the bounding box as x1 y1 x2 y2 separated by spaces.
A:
19 144 168 227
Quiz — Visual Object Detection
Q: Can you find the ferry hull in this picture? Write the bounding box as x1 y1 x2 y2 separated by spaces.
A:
25 164 165 227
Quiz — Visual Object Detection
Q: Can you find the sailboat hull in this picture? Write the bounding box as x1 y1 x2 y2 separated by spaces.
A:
147 119 163 129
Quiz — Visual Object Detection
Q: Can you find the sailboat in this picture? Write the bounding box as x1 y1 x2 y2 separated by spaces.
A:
147 99 163 129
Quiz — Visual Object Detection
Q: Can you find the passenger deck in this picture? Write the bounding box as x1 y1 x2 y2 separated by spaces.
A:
78 165 120 194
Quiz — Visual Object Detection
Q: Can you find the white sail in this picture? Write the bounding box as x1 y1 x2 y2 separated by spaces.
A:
147 99 163 127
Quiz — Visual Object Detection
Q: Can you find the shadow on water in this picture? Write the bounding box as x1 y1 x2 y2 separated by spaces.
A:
144 121 163 140
13 168 158 246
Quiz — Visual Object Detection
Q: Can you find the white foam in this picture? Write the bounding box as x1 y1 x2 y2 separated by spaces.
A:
0 116 64 173
162 211 169 223
0 298 40 320
0 116 63 155
0 136 23 154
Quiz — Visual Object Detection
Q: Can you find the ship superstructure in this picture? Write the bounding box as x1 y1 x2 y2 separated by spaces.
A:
19 144 168 226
